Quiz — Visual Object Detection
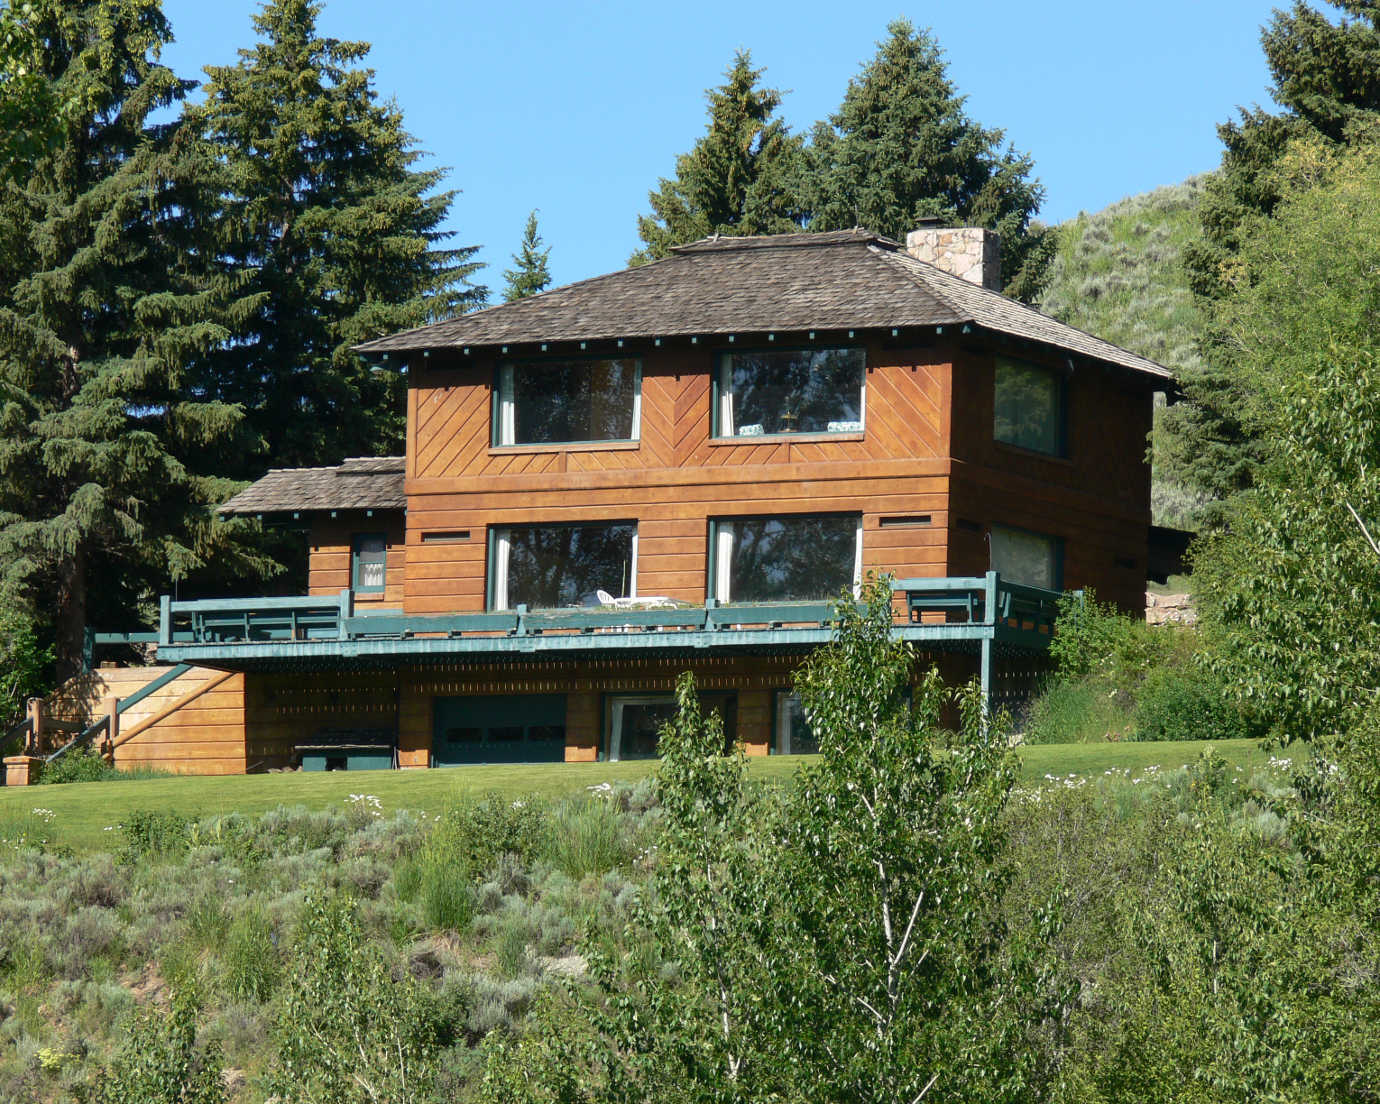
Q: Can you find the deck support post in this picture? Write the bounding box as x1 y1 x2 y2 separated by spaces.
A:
979 635 993 720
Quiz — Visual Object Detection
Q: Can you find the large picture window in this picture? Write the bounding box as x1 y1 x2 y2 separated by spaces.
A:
494 358 641 446
605 692 737 761
715 347 865 438
711 514 862 603
993 356 1065 456
489 522 637 610
990 525 1063 590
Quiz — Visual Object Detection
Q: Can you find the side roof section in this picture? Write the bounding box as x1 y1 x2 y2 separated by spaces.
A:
219 457 405 516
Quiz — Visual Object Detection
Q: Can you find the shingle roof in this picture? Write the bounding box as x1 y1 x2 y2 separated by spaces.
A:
218 457 405 516
356 230 1171 381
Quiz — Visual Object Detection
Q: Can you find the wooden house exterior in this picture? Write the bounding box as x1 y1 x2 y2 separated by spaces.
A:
35 228 1172 779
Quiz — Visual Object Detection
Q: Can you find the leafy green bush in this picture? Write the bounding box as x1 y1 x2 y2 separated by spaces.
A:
265 891 444 1104
0 604 51 740
88 988 226 1104
1023 678 1132 745
1029 589 1256 744
38 747 119 785
395 822 476 933
118 810 190 864
544 798 630 880
1132 666 1252 742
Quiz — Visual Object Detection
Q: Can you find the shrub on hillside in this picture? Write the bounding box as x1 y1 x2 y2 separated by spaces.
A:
1028 590 1257 744
544 797 633 880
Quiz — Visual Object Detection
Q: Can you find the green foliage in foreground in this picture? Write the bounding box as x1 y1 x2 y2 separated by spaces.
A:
264 892 445 1104
1194 143 1380 744
90 988 226 1104
485 582 1066 1102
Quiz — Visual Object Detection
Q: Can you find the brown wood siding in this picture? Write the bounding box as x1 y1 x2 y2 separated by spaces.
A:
114 672 248 775
244 670 400 771
946 342 1155 614
308 513 406 607
403 341 954 614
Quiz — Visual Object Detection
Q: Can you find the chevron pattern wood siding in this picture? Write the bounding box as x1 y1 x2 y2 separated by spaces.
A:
402 340 954 615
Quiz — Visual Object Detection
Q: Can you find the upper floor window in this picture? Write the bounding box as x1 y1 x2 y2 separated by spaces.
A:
489 521 637 610
494 358 641 446
710 513 862 603
352 533 387 595
714 347 865 438
990 524 1063 590
994 356 1066 456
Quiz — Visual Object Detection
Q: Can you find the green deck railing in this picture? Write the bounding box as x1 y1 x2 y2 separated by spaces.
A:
134 573 1065 655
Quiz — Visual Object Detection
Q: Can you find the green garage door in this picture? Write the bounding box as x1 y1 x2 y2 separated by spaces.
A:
432 694 567 766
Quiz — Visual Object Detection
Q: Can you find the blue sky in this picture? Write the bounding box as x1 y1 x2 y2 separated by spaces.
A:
160 0 1289 294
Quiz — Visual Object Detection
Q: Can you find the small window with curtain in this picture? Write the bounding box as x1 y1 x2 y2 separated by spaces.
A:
714 347 865 438
989 525 1063 590
993 356 1066 456
493 358 641 446
352 534 387 595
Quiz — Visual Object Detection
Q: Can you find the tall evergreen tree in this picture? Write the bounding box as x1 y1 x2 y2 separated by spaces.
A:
0 0 257 677
805 20 1053 301
502 210 551 301
634 50 807 263
1175 2 1380 517
192 0 486 471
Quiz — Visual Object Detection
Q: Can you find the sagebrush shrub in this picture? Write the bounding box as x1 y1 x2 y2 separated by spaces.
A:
544 798 630 880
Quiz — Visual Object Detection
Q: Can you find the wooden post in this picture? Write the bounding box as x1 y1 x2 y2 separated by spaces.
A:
26 697 44 756
3 756 42 785
102 695 120 763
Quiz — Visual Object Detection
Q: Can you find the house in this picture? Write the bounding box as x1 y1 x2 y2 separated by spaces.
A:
26 226 1173 777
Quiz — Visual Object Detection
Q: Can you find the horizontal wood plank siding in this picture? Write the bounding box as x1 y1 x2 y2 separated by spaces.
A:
308 514 407 606
114 674 248 775
946 341 1155 614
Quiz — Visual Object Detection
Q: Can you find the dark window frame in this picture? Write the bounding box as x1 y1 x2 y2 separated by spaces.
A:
603 691 738 761
491 354 643 447
707 512 863 604
486 519 639 611
988 523 1065 591
993 355 1069 458
711 345 867 440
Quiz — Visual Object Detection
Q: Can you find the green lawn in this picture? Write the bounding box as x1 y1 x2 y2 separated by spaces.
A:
0 739 1273 853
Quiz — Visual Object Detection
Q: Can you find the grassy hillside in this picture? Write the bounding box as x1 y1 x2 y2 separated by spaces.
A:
1039 178 1210 527
0 740 1270 853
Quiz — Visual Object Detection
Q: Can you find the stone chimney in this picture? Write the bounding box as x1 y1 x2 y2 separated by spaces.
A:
904 218 1002 292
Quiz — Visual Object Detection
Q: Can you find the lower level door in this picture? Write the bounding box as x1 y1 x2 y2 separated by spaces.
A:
432 694 567 765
